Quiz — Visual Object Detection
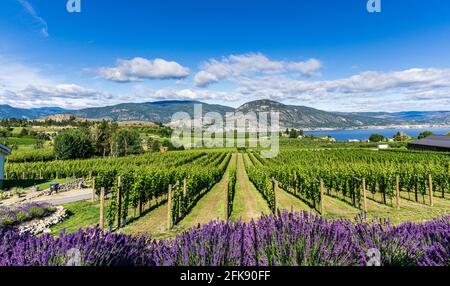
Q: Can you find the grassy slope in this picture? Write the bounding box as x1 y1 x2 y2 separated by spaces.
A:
276 189 316 213
322 195 360 220
321 192 450 224
119 204 175 239
230 153 270 222
50 200 100 235
364 193 450 224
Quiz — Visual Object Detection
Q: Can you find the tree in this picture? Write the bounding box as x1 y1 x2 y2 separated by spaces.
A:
110 129 143 157
150 139 161 152
19 128 28 137
36 132 50 141
91 120 113 157
393 132 409 142
418 131 434 139
369 133 385 142
161 139 183 151
289 129 299 138
0 129 11 144
54 128 94 160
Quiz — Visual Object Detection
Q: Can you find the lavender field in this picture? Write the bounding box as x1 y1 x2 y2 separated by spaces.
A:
0 211 448 266
0 203 55 228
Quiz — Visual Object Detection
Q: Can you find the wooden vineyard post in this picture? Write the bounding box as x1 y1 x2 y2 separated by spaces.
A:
351 177 356 207
429 174 433 207
362 178 367 213
396 176 400 210
414 176 419 202
167 184 173 230
183 178 187 216
117 176 122 229
443 176 446 199
293 172 297 196
99 187 105 229
225 180 229 222
319 179 325 215
92 177 96 202
272 178 278 214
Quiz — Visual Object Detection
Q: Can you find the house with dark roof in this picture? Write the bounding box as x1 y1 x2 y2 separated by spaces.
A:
0 144 11 189
407 135 450 152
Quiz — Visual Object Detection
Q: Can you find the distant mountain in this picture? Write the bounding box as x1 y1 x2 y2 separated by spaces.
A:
0 105 69 119
69 100 235 123
343 110 450 125
70 99 390 128
1 100 449 129
236 100 389 128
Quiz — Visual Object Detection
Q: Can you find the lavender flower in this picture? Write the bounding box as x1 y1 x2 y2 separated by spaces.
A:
0 211 448 266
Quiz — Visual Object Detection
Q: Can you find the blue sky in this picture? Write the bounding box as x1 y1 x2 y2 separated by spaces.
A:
1 0 450 111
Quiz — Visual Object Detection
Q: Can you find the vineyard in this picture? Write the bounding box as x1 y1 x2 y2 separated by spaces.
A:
3 147 450 235
248 149 450 215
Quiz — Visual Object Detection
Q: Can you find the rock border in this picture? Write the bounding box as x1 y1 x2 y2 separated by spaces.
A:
18 206 68 235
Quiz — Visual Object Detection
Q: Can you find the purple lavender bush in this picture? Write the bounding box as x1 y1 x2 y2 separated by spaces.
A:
0 203 56 228
0 211 448 266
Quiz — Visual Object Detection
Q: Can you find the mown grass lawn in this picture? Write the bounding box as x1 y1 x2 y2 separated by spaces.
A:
5 136 37 146
50 200 100 235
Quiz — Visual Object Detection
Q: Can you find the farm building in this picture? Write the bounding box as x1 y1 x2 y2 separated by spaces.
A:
0 144 12 189
407 135 450 152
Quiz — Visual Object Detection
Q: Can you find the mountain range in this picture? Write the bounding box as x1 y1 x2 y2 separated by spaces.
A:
1 100 449 129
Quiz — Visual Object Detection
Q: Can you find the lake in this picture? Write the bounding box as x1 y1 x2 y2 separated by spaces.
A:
304 128 450 141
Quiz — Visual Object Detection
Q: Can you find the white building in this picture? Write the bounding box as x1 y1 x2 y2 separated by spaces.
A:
0 144 11 187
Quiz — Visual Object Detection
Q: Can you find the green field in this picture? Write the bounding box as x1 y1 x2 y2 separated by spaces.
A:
50 200 100 235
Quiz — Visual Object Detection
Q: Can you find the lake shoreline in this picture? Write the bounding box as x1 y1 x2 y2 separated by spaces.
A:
302 124 450 132
303 126 450 142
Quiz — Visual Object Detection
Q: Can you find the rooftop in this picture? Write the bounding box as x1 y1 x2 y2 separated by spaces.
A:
0 144 11 155
408 135 450 149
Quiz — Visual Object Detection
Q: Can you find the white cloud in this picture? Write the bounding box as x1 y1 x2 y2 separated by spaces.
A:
193 71 219 87
235 68 450 111
132 87 240 102
0 84 112 109
95 57 190 82
0 56 53 90
0 56 111 109
288 59 322 75
17 0 48 37
194 53 322 87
